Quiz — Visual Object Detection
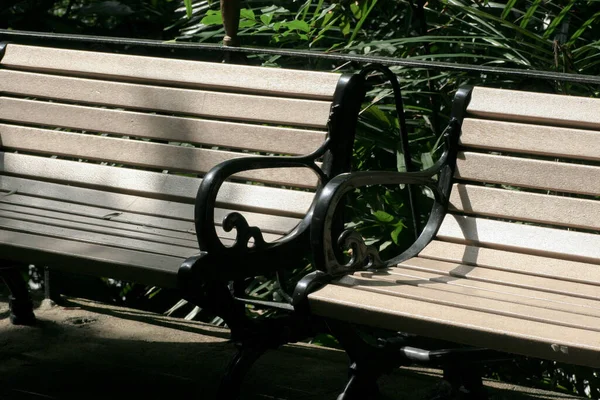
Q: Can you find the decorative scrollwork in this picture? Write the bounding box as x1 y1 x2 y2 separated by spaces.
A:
336 230 384 273
222 212 266 253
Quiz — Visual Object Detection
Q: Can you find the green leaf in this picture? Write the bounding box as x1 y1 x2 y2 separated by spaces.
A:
201 11 222 26
391 225 404 245
240 8 256 21
286 19 310 32
184 0 192 18
239 20 257 28
373 210 394 223
260 13 273 25
501 0 517 20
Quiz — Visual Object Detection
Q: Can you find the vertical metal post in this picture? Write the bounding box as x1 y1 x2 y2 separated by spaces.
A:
221 0 241 47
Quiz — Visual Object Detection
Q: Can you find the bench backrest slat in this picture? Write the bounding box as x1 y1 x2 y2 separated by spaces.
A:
0 124 319 188
429 87 600 269
0 97 325 155
0 69 332 128
2 44 340 100
0 153 315 218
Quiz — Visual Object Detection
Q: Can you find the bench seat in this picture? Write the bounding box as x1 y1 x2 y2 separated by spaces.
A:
306 86 600 369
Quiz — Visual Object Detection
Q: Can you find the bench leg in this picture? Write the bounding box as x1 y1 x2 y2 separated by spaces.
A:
443 367 488 400
0 264 36 325
217 343 267 400
337 362 380 400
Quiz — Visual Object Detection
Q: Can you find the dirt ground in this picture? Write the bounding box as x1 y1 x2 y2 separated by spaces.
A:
0 295 582 400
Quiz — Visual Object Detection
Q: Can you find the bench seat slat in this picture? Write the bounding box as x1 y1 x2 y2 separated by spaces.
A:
437 215 600 264
0 202 198 243
449 184 600 231
467 87 600 130
0 229 181 288
337 274 600 332
0 97 326 156
0 183 300 235
0 216 198 258
0 70 332 128
395 257 600 301
0 153 314 218
358 267 600 316
2 44 340 100
308 285 600 367
456 152 600 196
419 241 600 286
460 119 600 162
0 124 319 188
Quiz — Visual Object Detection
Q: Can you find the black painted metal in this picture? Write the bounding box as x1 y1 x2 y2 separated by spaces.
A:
1 29 600 85
309 86 471 277
0 42 7 61
0 265 36 325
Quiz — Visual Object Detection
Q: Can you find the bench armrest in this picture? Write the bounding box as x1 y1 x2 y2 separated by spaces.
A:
183 141 330 283
310 120 462 278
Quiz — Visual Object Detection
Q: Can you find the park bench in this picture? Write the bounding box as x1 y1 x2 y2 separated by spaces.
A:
298 85 600 398
0 40 366 336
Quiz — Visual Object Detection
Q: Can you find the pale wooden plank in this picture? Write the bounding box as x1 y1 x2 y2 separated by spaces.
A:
0 216 197 258
358 267 600 317
0 153 314 218
0 229 181 288
0 186 300 235
467 87 600 130
396 257 600 300
0 69 332 128
460 118 600 162
0 124 319 188
455 152 600 196
449 184 600 231
437 215 600 264
0 97 326 155
309 284 600 367
0 202 197 242
336 274 600 332
2 44 340 100
419 241 600 286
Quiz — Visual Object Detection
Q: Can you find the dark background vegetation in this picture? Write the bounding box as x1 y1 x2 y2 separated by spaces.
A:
3 0 599 398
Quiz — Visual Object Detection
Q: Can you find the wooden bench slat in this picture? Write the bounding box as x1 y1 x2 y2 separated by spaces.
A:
449 184 600 231
0 69 332 128
0 97 326 156
437 215 600 264
0 184 300 235
338 274 600 332
0 207 200 248
419 241 600 286
0 216 198 258
308 285 600 367
0 124 320 188
2 44 340 100
395 257 600 301
456 152 600 196
0 229 182 288
460 118 600 161
467 87 600 130
0 153 314 218
0 202 198 243
358 267 600 317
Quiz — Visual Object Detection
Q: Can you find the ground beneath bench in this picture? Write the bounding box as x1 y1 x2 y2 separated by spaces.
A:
0 296 582 400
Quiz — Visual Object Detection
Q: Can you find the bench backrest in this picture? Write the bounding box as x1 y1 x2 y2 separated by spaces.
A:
433 87 600 273
0 43 360 238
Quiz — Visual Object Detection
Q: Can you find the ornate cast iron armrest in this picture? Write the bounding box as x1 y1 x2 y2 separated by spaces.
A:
311 121 464 278
182 141 330 283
